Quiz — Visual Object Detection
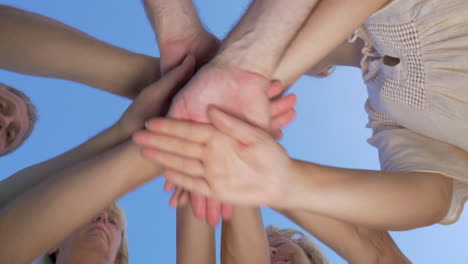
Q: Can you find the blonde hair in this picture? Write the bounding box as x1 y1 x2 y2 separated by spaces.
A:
109 202 129 264
48 202 129 264
0 83 38 155
266 225 329 264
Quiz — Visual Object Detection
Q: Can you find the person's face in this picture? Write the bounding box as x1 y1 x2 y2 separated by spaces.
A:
0 86 29 155
57 207 123 263
269 236 310 264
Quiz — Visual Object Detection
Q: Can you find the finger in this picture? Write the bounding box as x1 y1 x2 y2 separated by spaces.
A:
140 148 204 176
164 180 175 192
221 204 234 220
207 107 266 145
270 109 296 131
143 118 214 144
267 80 283 98
133 131 203 159
190 193 207 219
270 93 297 117
169 187 184 207
206 198 222 227
178 191 189 206
271 130 283 140
164 171 211 195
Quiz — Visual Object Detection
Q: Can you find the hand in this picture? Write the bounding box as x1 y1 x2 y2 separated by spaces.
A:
134 94 297 208
159 30 220 74
117 56 195 136
165 58 273 225
165 82 294 225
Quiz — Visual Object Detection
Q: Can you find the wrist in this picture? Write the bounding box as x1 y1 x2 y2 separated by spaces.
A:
270 158 303 209
213 45 274 78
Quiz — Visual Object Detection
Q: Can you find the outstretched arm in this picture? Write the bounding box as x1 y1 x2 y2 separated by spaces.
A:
0 58 196 263
276 208 412 264
0 56 195 211
0 5 159 99
221 207 269 264
134 108 452 231
273 0 390 87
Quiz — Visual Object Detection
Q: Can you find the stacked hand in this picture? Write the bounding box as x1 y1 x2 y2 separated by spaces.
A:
133 98 296 208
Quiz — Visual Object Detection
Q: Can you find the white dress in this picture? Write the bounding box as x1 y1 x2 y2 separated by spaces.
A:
351 0 468 224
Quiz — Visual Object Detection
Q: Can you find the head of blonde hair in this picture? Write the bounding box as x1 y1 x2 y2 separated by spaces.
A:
48 202 129 264
266 225 329 264
0 83 38 155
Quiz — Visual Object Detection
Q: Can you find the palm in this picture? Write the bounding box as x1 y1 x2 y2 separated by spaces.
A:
204 129 289 205
169 62 271 128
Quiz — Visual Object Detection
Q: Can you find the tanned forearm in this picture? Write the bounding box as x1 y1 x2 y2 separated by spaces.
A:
214 0 319 77
221 207 270 264
0 123 127 210
0 5 159 99
176 205 216 264
0 140 163 263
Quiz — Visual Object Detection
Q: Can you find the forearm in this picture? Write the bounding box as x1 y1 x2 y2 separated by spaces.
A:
280 159 451 230
177 204 216 264
0 5 159 99
276 208 411 264
143 0 203 43
0 140 163 263
0 123 128 210
214 0 319 77
221 207 269 264
273 0 390 87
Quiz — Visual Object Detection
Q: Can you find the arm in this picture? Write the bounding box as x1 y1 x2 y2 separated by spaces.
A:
0 58 195 263
214 0 320 77
273 0 390 87
176 205 216 264
0 140 162 263
276 208 412 264
135 107 452 231
221 207 269 264
0 5 159 99
143 0 219 73
0 56 195 211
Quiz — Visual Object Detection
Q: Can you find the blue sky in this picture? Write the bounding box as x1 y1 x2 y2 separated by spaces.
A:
0 0 467 263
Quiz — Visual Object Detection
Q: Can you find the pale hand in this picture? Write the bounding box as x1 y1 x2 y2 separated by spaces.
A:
135 104 296 207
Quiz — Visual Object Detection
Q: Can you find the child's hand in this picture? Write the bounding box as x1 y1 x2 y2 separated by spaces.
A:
133 105 295 207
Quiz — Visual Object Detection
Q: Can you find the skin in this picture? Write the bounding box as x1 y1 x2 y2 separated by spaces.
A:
0 4 161 156
144 0 321 225
0 59 196 263
269 236 310 264
0 86 29 155
52 207 123 264
0 58 295 263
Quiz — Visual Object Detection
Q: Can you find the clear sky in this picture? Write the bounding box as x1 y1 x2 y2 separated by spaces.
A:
1 0 467 263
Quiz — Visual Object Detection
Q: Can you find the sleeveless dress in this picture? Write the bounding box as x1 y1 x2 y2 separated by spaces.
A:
350 0 468 224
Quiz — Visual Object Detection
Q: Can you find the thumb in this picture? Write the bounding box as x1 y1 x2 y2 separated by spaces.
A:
207 106 264 144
